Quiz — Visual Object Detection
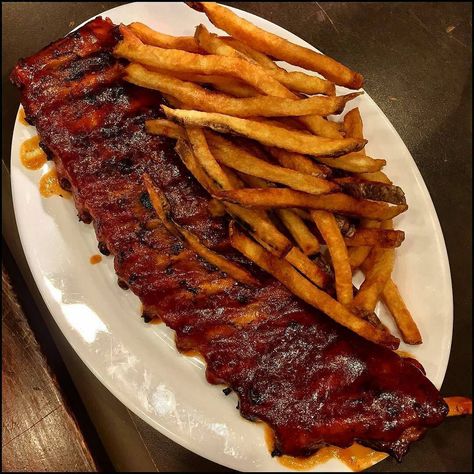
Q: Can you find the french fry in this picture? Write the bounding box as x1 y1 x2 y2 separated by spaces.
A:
162 107 366 157
316 153 386 173
197 77 258 98
299 115 344 139
185 126 234 190
357 171 393 184
125 64 359 117
444 397 472 417
229 222 399 349
187 2 364 89
122 26 343 142
144 174 258 285
278 210 321 256
195 23 253 61
234 172 322 257
290 208 313 222
174 139 292 257
146 118 186 140
216 188 408 220
196 24 336 96
349 223 381 271
266 147 330 177
272 117 312 132
114 25 291 97
149 70 260 97
285 247 329 288
335 178 406 205
343 108 365 143
205 132 338 194
311 210 353 305
129 21 201 53
344 228 405 248
382 279 422 344
340 109 396 272
175 139 216 192
220 36 281 70
356 248 395 311
355 232 395 313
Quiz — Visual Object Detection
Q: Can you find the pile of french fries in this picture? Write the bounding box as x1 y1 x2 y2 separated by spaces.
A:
114 2 422 349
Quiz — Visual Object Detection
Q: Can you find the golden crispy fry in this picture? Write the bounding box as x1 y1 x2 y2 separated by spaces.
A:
235 171 321 256
114 25 291 97
284 247 329 288
228 205 292 257
289 208 313 221
355 246 395 312
278 210 321 255
346 176 399 267
175 139 292 257
254 230 328 288
343 108 364 142
145 118 186 140
175 139 215 192
299 115 344 139
382 279 422 344
185 126 234 190
149 70 260 97
128 22 201 53
220 36 281 70
122 26 340 141
266 147 329 177
344 228 405 248
199 77 258 97
125 64 359 117
187 2 364 89
205 132 337 194
162 107 366 157
316 153 386 173
196 24 336 96
216 188 408 220
357 171 393 184
235 172 269 189
269 69 336 96
348 219 382 270
229 222 399 349
144 174 257 285
195 24 251 61
311 210 353 305
272 117 311 131
340 110 396 273
444 397 473 417
249 117 311 134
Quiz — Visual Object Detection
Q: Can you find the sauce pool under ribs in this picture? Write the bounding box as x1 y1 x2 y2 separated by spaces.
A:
10 17 448 461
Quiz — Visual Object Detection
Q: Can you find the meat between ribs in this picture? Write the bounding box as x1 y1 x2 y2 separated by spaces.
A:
10 17 448 460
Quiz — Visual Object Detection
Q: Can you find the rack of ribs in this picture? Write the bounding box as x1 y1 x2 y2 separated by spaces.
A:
10 17 448 461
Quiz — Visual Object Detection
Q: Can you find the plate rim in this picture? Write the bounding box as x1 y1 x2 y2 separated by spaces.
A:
9 2 454 471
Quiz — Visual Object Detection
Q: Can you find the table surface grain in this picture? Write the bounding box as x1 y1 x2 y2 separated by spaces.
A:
2 265 99 472
2 2 472 472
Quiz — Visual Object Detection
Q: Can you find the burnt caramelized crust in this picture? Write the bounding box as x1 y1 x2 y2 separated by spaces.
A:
11 18 448 461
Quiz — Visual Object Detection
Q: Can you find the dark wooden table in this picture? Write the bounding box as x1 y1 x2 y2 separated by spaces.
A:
2 2 472 472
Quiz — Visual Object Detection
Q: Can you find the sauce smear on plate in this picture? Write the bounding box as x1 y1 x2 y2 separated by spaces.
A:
39 169 71 199
20 135 47 170
89 255 102 265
